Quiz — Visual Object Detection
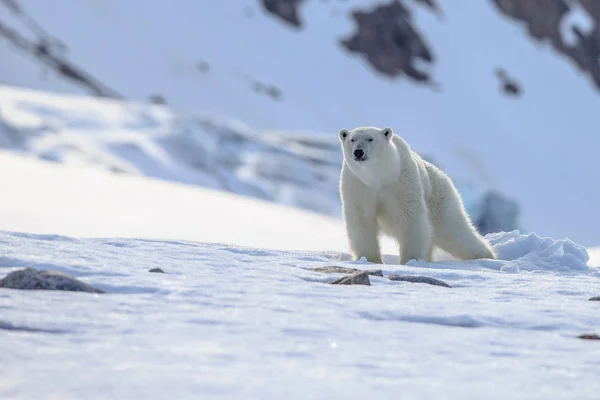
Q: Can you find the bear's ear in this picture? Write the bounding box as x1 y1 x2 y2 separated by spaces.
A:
339 128 350 142
381 127 393 140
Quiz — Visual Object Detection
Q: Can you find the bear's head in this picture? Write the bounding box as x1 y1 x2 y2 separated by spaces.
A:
338 126 393 164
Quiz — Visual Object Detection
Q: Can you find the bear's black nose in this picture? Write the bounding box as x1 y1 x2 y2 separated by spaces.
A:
353 149 365 159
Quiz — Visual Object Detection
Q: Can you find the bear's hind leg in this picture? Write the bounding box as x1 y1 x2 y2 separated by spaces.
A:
435 214 496 260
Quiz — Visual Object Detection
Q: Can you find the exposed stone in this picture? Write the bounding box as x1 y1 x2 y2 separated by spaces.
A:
252 80 283 101
260 0 306 28
0 268 104 293
388 274 451 288
311 266 383 277
492 0 600 91
148 94 167 105
577 333 600 340
475 190 520 235
494 67 523 97
340 0 436 85
149 268 166 273
330 271 371 285
589 296 600 301
197 61 210 73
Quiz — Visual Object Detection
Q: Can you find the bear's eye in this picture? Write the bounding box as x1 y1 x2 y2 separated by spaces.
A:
350 139 355 142
368 138 373 142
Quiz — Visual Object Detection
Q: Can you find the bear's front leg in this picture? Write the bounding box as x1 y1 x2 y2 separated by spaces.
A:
398 212 432 265
342 202 382 264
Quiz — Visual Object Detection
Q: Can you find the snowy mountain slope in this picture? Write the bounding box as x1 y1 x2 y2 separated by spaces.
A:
0 84 345 217
0 207 599 397
0 84 518 235
0 0 599 246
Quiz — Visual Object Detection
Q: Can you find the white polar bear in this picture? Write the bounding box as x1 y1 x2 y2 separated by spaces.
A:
338 126 496 265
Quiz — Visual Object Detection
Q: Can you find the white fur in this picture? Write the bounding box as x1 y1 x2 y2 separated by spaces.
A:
338 126 496 265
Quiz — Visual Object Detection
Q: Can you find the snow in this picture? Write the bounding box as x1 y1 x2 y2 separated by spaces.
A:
559 2 596 46
0 83 512 230
0 151 347 252
0 84 345 218
1 0 600 245
2 4 600 395
589 247 600 267
1 150 600 399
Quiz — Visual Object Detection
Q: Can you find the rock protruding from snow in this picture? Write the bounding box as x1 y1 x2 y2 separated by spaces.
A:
475 190 521 235
260 0 305 28
330 271 371 286
0 268 104 293
311 266 383 277
589 296 600 301
388 274 451 288
577 333 600 340
149 268 166 273
492 0 600 91
341 1 435 85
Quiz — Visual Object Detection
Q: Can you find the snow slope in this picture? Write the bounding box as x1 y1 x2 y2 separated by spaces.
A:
1 1 600 245
1 153 599 399
0 84 517 233
0 151 348 252
0 84 346 218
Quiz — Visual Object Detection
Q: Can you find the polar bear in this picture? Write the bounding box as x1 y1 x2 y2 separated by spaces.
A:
338 126 496 265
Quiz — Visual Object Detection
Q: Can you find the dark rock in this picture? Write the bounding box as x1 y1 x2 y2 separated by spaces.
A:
577 333 600 340
494 67 523 97
311 265 383 277
149 268 166 273
330 271 371 285
0 268 104 293
492 0 600 92
388 274 451 288
197 61 210 73
260 0 306 28
340 0 436 86
252 80 283 101
589 296 600 301
475 190 520 235
148 94 167 105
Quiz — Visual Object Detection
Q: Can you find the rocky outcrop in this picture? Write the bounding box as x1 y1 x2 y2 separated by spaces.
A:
310 266 383 277
0 268 104 293
330 270 372 285
492 0 600 91
260 0 305 28
341 1 436 86
388 274 451 288
577 333 600 340
475 190 520 235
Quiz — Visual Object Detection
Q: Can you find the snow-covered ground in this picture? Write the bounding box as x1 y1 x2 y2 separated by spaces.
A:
1 152 599 400
1 0 600 245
